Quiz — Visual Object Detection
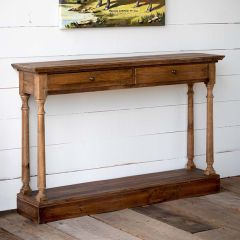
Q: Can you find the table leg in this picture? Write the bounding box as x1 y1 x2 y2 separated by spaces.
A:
36 99 47 202
20 94 32 195
186 84 196 170
205 82 216 175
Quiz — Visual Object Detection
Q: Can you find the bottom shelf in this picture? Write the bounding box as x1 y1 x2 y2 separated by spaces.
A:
17 168 220 224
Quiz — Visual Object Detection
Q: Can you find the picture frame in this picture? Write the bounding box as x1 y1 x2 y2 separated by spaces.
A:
59 0 165 28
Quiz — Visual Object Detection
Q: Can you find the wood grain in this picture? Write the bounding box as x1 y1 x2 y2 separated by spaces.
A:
133 205 214 234
1 176 240 239
221 177 240 195
12 53 224 74
0 227 22 240
136 64 208 85
155 197 240 232
202 191 240 212
20 93 31 195
12 53 224 222
49 216 141 240
17 169 220 223
36 99 47 202
47 69 134 94
205 63 216 175
186 83 195 170
93 209 203 240
0 212 77 240
196 228 240 240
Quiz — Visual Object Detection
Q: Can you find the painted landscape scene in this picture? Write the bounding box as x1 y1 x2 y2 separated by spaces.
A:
59 0 165 28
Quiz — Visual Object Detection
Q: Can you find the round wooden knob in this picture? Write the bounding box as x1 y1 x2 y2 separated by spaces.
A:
171 69 177 75
89 76 95 82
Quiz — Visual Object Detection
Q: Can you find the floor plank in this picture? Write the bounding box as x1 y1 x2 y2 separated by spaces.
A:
202 191 240 212
49 216 142 240
155 196 240 232
133 205 214 234
195 228 240 240
93 209 203 240
0 227 22 240
0 212 77 240
221 177 240 195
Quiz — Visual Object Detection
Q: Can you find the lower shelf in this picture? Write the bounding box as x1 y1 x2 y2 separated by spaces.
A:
17 168 220 224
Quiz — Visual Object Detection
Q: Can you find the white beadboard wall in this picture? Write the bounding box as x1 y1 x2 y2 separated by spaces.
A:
0 0 240 211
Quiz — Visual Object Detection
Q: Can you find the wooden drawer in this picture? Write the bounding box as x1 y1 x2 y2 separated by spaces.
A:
48 69 133 93
136 64 209 85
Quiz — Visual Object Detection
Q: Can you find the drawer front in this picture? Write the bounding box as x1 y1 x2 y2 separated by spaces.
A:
136 64 208 84
48 69 133 92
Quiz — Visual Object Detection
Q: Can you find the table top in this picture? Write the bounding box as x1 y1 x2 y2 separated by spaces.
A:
12 53 225 74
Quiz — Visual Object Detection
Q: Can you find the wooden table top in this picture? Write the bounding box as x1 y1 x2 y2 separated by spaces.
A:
12 53 224 74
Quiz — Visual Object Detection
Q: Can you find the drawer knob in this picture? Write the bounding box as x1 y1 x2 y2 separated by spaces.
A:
89 76 96 82
171 69 177 75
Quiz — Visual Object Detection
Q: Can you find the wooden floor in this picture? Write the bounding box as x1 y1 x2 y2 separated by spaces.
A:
0 176 240 240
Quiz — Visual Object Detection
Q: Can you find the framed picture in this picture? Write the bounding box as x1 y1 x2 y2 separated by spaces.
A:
59 0 165 28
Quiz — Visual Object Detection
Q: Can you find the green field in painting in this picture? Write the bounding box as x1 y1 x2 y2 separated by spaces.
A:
60 0 165 28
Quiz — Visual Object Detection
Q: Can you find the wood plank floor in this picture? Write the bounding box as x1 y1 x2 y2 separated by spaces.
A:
0 176 239 240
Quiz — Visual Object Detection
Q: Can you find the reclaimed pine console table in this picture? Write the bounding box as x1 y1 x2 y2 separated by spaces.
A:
12 53 224 223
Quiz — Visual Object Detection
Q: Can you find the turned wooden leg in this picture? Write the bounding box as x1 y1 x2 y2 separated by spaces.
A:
36 99 47 202
205 82 216 175
186 84 196 170
20 94 32 195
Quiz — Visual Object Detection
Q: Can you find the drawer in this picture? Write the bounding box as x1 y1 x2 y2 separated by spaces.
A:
136 64 208 84
48 69 133 92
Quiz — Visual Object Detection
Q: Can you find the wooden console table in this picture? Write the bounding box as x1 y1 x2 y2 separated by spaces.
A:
12 53 224 223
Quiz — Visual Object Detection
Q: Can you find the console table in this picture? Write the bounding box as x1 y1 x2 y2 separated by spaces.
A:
12 53 224 223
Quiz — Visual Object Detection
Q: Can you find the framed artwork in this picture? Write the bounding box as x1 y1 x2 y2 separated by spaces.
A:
59 0 165 28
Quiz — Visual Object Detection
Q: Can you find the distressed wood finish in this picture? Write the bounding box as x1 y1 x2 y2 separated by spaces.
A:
221 176 240 195
17 169 220 224
187 83 195 170
205 63 216 175
19 71 32 196
0 212 78 240
34 74 48 202
133 205 214 234
12 53 224 223
48 69 134 94
135 64 208 85
20 93 31 195
156 193 240 232
0 228 22 240
93 209 204 240
12 53 224 74
49 216 142 240
1 176 240 239
36 99 47 202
